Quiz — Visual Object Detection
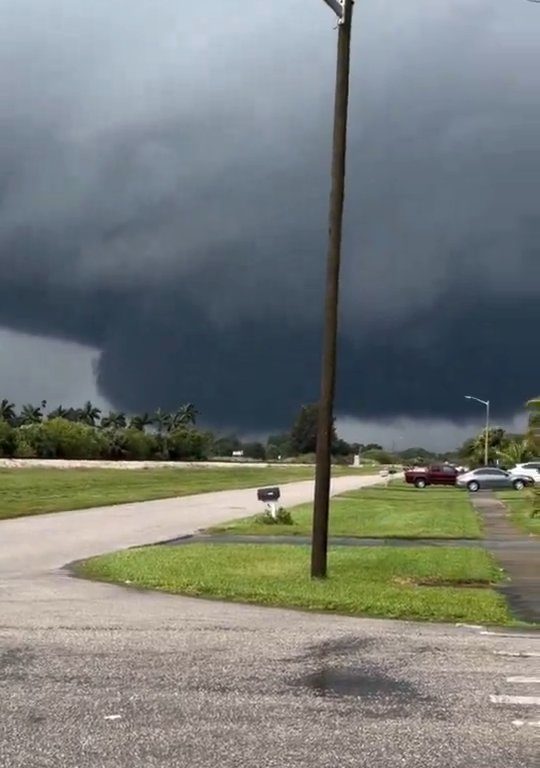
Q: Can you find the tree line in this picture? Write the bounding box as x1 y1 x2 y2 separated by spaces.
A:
1 396 537 465
0 399 388 464
0 399 209 461
0 399 198 430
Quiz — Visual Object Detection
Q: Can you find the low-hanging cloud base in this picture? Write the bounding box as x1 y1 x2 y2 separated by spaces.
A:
0 0 538 431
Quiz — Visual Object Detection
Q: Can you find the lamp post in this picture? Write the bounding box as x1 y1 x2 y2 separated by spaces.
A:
311 0 354 579
465 395 490 466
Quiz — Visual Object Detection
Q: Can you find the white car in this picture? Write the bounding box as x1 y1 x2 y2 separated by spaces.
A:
508 462 540 484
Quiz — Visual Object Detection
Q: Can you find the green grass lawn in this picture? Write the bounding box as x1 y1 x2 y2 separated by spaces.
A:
78 543 512 625
0 465 368 521
210 484 482 539
497 491 540 536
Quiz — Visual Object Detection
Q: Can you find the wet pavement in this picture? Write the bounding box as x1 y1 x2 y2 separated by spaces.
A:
468 493 539 624
293 666 421 702
1 481 539 766
1 587 538 768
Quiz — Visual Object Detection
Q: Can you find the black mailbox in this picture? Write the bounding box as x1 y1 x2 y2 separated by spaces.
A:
257 486 281 503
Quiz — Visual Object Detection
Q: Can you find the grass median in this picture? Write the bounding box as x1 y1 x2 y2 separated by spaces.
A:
496 490 540 536
77 543 511 625
210 484 482 539
0 465 370 521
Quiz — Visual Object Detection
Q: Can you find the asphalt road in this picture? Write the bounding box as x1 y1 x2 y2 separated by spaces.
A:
1 475 538 767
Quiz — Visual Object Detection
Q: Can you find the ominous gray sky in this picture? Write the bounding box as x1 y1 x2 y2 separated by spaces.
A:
0 0 538 437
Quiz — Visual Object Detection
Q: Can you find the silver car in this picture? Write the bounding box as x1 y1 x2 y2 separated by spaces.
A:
456 467 533 492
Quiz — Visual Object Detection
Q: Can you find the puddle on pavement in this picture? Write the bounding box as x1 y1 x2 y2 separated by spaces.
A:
295 668 416 701
287 635 374 663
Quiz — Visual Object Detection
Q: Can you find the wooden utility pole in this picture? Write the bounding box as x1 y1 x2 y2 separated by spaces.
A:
311 0 354 579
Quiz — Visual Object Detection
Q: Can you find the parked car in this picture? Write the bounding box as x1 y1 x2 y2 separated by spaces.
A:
508 462 540 484
404 464 459 488
456 467 534 492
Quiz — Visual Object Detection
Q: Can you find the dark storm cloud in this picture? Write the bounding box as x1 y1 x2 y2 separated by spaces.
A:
0 0 539 428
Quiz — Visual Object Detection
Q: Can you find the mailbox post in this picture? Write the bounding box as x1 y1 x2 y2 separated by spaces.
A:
257 487 281 520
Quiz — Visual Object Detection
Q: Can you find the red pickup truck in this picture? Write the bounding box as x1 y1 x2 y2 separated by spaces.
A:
404 464 458 488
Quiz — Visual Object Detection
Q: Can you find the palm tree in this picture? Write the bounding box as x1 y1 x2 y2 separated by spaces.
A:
0 399 16 425
66 407 83 422
152 408 172 435
526 397 540 453
100 411 127 429
497 439 534 468
47 405 70 420
129 413 153 431
79 400 102 427
19 403 44 425
460 427 508 467
173 403 199 428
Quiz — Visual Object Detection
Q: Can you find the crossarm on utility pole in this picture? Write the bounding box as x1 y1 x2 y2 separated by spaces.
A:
322 0 345 19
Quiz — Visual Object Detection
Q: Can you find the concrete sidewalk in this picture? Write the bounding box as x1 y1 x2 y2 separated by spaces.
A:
162 533 538 550
469 492 540 623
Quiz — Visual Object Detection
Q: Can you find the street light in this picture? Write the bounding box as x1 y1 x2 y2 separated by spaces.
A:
464 395 490 466
311 0 354 579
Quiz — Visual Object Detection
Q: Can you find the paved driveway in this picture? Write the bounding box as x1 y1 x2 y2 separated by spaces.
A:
0 475 538 767
0 474 379 574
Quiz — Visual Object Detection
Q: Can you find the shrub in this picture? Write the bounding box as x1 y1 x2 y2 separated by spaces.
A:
10 419 105 460
101 428 129 460
40 418 105 459
4 419 213 463
242 441 266 461
257 507 294 525
532 487 540 519
332 454 353 465
360 449 396 465
14 425 41 458
0 419 16 457
121 428 158 461
14 436 35 458
282 453 317 465
166 428 211 461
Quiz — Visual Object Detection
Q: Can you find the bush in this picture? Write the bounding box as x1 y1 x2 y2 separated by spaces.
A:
41 418 105 459
14 436 35 458
99 428 160 461
4 419 213 462
531 487 540 519
97 428 157 461
332 454 353 465
0 419 16 457
257 507 294 525
360 449 396 465
282 453 317 464
166 428 211 461
11 419 107 460
100 428 129 460
121 428 158 460
14 425 40 458
242 441 266 461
